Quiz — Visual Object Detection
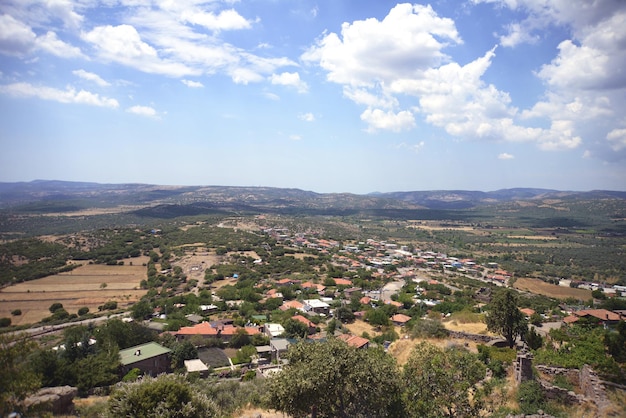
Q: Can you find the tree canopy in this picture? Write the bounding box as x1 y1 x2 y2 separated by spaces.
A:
486 288 528 348
266 338 403 417
402 342 486 418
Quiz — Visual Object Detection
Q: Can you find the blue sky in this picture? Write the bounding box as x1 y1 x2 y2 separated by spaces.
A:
1 0 625 194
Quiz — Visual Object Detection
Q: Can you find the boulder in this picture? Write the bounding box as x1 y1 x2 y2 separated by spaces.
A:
23 386 78 415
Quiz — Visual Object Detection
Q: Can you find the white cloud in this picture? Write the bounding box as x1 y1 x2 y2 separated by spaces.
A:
343 87 398 109
270 72 308 93
36 31 83 58
298 112 315 122
263 91 280 101
181 79 204 88
360 108 415 133
230 67 264 84
467 1 626 160
73 69 110 87
181 9 253 31
302 3 462 87
289 134 302 141
0 82 118 108
607 128 626 151
127 105 158 118
499 22 539 47
0 14 36 56
498 153 514 160
82 24 198 77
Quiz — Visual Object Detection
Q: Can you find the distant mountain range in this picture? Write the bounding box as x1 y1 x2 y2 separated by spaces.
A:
0 180 624 211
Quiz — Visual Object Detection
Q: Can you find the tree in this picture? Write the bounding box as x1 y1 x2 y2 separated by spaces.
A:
49 302 64 313
0 333 41 416
403 342 486 418
365 308 390 327
486 289 528 348
131 299 153 320
283 318 309 339
77 307 90 316
171 340 198 370
525 327 543 350
106 374 218 418
266 338 403 417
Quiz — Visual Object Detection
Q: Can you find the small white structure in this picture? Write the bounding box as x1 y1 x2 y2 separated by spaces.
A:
264 323 285 338
184 359 209 377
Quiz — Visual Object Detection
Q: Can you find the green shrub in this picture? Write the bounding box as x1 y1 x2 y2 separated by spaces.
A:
517 380 545 415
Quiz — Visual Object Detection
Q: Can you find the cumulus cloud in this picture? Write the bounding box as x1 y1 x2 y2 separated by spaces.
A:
73 69 110 87
181 79 204 88
498 153 514 160
0 82 118 108
127 105 158 118
607 128 626 151
181 9 253 31
82 24 198 77
289 134 302 141
0 14 36 56
360 108 415 133
36 31 83 58
473 0 626 161
303 4 461 87
298 112 315 122
270 72 308 93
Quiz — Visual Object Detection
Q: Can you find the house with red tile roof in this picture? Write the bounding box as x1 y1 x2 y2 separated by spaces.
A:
519 308 536 317
338 334 370 349
564 309 622 328
333 278 353 286
301 281 326 293
175 321 260 342
360 296 372 305
279 300 304 311
391 313 412 326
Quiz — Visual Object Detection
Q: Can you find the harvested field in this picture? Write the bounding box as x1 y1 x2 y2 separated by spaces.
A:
0 259 147 326
443 320 491 335
388 336 481 366
514 277 592 300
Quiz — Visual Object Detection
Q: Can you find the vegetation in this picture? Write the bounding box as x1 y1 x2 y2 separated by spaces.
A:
0 186 624 416
486 289 528 348
267 338 404 417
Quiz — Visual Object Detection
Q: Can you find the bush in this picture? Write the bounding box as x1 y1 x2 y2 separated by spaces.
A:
78 307 90 316
410 318 449 339
0 317 11 327
49 302 64 313
107 374 218 418
517 380 545 415
11 309 22 316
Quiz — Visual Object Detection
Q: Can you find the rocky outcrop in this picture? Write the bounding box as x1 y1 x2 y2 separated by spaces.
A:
22 386 77 415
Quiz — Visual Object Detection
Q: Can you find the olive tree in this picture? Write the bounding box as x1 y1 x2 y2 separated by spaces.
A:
403 342 486 418
266 338 404 417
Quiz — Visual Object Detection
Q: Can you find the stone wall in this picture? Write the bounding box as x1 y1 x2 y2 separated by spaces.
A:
447 330 497 343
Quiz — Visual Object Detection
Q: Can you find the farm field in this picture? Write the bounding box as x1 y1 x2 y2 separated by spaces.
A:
513 277 592 300
0 258 148 326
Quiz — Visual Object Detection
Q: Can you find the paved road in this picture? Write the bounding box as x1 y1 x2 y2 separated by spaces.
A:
380 279 405 302
21 312 130 336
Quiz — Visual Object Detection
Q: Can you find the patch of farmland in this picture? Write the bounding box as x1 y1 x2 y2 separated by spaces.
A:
514 277 592 300
0 260 147 326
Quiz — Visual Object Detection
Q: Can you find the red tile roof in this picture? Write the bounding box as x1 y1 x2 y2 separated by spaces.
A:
338 334 370 349
391 314 412 324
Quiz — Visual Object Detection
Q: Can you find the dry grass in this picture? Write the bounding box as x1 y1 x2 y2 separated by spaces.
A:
514 277 592 300
0 260 147 325
443 320 491 335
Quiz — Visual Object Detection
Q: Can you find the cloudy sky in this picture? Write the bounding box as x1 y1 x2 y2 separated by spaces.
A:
1 0 625 194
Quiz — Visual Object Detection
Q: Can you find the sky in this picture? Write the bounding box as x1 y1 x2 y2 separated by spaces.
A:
0 0 625 194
